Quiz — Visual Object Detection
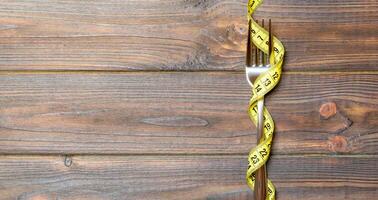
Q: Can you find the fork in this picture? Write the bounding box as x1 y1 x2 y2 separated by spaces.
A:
245 18 272 200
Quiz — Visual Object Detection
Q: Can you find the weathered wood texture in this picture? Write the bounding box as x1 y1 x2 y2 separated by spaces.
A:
0 72 377 155
0 0 376 71
0 155 376 200
0 0 377 199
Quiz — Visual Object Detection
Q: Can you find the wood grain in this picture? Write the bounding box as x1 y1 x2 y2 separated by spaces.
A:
0 72 376 155
0 1 377 198
0 155 376 200
0 0 376 71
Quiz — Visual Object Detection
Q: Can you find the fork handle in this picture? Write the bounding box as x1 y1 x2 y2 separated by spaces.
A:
254 98 267 200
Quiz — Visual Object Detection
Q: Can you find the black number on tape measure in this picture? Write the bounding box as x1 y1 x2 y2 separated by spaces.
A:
255 84 262 93
252 155 259 164
274 47 279 53
252 106 258 114
251 173 256 181
257 35 264 41
264 122 271 131
263 78 271 86
272 72 279 80
268 187 273 194
259 148 268 158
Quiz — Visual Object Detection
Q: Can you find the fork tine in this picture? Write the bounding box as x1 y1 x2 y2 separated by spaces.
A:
266 19 269 65
249 20 255 67
259 19 266 66
255 19 264 67
268 19 272 65
255 20 260 66
246 19 252 67
253 20 258 66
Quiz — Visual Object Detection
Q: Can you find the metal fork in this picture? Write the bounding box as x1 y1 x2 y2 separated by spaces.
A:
245 19 272 200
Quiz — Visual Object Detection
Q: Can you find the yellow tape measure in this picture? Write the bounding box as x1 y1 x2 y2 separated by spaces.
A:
246 0 285 199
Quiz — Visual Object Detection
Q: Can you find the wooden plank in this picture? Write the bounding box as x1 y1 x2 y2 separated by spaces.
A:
0 72 377 155
0 0 376 71
0 155 376 200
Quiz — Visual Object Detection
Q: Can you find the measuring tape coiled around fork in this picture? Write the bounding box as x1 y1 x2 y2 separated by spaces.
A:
246 0 285 199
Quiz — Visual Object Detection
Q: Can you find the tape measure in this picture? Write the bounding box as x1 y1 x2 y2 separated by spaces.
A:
245 0 285 199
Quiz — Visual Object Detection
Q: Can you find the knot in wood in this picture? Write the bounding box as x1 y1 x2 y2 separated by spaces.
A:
328 135 349 153
319 102 337 119
64 155 72 167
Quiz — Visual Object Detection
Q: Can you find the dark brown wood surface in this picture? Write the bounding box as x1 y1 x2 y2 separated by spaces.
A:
0 0 376 71
0 72 377 155
0 0 377 199
0 155 377 200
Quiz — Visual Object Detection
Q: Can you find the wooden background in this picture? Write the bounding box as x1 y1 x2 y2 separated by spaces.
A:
0 0 377 199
